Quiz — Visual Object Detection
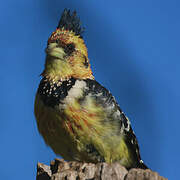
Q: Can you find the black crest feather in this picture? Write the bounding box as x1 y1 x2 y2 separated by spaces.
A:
58 9 84 37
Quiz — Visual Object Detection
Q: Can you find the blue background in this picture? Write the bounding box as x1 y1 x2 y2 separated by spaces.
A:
1 0 179 179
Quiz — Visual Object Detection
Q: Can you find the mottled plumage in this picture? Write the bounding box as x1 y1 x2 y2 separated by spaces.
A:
34 9 148 169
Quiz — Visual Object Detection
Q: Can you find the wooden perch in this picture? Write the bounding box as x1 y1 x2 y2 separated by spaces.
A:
36 158 167 180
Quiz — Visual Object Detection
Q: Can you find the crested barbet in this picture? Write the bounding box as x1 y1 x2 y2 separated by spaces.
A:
34 9 148 169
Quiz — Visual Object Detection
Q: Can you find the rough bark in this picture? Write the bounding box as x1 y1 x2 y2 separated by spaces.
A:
36 158 167 180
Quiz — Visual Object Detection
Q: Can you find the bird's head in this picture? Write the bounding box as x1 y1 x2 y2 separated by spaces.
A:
42 9 94 82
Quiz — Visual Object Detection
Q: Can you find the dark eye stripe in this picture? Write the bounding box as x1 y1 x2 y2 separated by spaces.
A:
64 43 75 56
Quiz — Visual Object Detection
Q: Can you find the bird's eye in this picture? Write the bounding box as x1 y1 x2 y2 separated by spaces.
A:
83 56 89 68
64 43 75 55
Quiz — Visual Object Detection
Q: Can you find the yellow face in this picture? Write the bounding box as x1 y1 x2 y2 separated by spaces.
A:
42 29 94 81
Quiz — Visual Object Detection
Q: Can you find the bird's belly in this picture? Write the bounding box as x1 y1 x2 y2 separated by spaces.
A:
34 94 134 166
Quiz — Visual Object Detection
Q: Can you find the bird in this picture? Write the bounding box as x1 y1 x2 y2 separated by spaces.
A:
34 9 148 169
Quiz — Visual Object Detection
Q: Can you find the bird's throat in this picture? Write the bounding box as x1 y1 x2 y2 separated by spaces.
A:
42 57 73 82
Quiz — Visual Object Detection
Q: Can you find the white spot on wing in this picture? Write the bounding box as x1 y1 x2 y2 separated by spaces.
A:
125 116 131 131
96 92 103 97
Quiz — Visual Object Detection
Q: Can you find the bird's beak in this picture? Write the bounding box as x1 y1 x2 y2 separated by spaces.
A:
45 43 66 60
